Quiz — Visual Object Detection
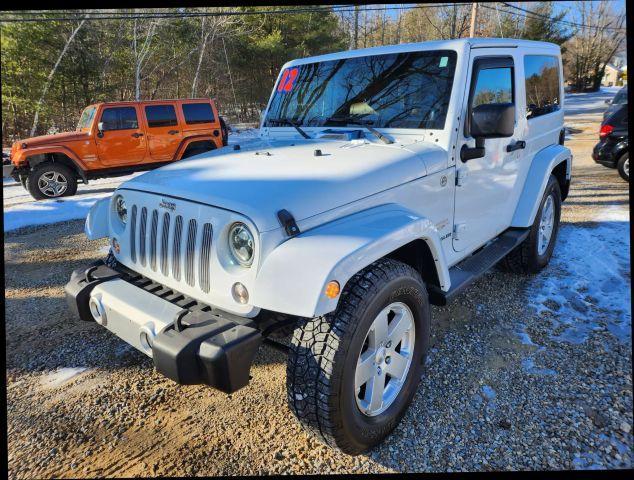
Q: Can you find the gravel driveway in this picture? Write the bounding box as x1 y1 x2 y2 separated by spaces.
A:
4 91 631 476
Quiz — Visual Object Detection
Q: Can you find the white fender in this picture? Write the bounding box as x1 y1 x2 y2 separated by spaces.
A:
511 144 572 228
85 197 110 240
251 204 449 318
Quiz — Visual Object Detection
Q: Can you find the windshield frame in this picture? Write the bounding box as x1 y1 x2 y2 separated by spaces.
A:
76 105 97 132
262 48 459 134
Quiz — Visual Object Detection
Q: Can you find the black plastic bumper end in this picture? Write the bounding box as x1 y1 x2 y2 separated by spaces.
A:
64 260 120 321
152 310 262 394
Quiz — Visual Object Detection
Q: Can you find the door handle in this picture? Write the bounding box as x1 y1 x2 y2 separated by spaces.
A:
506 140 526 152
131 132 144 138
168 130 179 135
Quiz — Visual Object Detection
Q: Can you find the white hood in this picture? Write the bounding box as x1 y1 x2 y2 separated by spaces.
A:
121 136 446 232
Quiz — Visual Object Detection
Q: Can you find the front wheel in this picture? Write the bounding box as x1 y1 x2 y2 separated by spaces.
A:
286 258 430 455
501 174 562 273
27 162 77 200
617 153 629 182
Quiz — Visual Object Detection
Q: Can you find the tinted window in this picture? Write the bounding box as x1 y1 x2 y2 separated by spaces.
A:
472 67 513 107
182 103 215 124
612 88 627 105
524 55 561 119
100 107 138 130
265 50 458 130
145 105 178 127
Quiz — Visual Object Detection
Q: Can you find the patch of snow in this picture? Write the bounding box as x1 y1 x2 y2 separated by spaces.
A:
481 385 496 400
4 192 113 232
41 367 91 388
522 352 557 376
2 129 261 233
529 206 631 345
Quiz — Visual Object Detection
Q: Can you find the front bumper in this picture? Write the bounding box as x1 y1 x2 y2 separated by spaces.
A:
65 260 263 393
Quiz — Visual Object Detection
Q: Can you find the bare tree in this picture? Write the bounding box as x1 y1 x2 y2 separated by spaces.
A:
132 15 161 100
31 18 86 136
564 0 626 91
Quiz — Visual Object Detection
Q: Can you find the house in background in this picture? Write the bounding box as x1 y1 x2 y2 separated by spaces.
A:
602 54 627 87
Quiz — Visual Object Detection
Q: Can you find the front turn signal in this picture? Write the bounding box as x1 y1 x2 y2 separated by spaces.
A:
325 280 340 299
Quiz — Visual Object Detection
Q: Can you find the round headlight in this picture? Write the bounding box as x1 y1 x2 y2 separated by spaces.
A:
114 195 127 224
228 223 254 267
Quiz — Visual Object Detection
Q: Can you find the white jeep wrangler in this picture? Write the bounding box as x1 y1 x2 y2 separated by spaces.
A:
66 38 571 454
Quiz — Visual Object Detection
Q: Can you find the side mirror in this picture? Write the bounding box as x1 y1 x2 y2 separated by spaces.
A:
97 121 105 138
471 103 515 138
461 103 515 162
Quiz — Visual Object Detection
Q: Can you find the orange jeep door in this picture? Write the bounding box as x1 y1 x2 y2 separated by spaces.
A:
96 106 148 166
143 104 183 161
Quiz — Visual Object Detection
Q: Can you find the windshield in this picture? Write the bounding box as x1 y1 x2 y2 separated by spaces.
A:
612 88 627 105
76 106 97 131
265 50 457 130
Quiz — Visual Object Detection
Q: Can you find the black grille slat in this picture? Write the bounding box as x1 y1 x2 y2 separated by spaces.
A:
139 207 148 266
172 215 183 281
160 212 171 276
185 219 198 287
199 223 213 293
130 205 137 263
149 209 159 271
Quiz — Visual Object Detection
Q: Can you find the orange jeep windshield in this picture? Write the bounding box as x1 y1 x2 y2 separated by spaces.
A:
77 106 97 131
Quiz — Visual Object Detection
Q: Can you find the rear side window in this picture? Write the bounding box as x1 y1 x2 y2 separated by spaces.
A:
145 105 178 128
182 103 215 124
100 107 138 130
524 55 561 119
472 67 514 107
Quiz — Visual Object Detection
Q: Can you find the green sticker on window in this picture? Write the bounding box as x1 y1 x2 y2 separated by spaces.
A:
439 56 448 67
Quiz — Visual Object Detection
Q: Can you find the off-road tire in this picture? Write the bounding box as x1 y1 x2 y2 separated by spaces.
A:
27 162 77 200
617 152 629 182
220 117 229 146
286 258 430 455
501 174 562 273
181 141 216 159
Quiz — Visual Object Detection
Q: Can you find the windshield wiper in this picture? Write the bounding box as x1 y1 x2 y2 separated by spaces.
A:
266 117 311 139
324 116 393 144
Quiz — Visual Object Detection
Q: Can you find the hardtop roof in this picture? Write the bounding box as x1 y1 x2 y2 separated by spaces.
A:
92 98 214 108
283 37 561 68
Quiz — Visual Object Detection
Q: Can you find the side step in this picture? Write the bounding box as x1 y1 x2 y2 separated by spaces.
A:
428 228 530 306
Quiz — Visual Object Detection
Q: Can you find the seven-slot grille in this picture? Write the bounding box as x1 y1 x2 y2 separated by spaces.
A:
127 205 213 293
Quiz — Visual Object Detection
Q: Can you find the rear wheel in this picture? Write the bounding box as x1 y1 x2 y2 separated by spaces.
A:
617 153 629 182
220 117 229 146
27 162 77 200
286 258 430 455
501 174 561 273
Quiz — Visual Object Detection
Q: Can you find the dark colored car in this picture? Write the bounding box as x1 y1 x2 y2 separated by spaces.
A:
593 103 628 181
603 86 627 120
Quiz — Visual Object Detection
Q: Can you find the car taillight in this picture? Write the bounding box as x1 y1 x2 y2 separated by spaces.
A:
600 124 614 138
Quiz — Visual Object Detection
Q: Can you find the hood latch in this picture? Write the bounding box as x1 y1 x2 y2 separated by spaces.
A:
277 209 300 237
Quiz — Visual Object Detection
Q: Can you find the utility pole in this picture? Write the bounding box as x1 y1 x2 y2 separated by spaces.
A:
469 2 478 38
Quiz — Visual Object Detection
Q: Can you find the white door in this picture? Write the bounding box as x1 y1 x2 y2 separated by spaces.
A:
452 50 526 253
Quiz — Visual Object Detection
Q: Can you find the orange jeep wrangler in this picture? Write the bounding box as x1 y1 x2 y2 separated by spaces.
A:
5 98 228 199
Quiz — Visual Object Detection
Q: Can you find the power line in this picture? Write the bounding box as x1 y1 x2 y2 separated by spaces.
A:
496 2 625 32
0 4 470 23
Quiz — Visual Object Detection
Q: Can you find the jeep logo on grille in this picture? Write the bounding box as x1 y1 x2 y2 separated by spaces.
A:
159 199 176 211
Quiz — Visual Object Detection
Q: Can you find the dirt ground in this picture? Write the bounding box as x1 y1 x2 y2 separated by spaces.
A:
4 94 631 476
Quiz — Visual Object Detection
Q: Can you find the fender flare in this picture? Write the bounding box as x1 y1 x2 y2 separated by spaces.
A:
174 135 219 160
85 197 110 240
251 204 450 318
21 145 88 182
511 144 572 228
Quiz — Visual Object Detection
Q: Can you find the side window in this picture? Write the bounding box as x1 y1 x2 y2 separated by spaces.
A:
100 107 138 130
471 67 514 107
182 103 215 124
524 55 560 119
145 105 178 128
